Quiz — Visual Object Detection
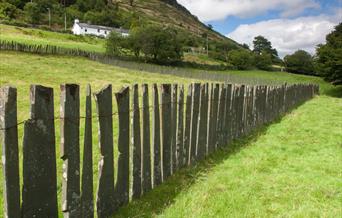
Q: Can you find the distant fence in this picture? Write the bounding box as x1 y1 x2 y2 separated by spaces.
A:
0 82 318 217
1 40 285 85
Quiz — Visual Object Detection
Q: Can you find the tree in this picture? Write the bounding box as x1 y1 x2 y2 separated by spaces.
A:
253 35 279 63
24 2 42 24
316 23 342 85
254 52 273 71
284 50 315 75
106 31 128 56
227 49 253 70
0 2 18 19
135 26 183 63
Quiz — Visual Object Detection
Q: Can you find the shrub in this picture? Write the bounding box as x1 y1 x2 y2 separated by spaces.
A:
227 49 253 70
284 50 315 75
254 52 273 71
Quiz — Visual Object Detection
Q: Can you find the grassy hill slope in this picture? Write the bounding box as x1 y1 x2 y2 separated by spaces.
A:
117 0 234 42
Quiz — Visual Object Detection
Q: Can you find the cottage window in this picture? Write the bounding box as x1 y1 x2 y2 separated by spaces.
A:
105 31 107 34
98 29 100 33
85 29 87 32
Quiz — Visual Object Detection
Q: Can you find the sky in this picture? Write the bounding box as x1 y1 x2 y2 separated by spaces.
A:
177 0 342 57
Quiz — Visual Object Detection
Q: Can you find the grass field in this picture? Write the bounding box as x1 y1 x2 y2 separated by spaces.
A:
0 24 106 53
114 95 342 218
0 51 341 217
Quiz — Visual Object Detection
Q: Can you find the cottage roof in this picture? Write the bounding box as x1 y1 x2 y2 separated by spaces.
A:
78 22 129 34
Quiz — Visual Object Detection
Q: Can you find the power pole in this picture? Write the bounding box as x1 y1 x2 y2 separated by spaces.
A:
47 8 51 28
206 34 209 56
64 0 67 31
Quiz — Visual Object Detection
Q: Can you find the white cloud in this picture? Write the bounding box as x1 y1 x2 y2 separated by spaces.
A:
178 0 320 22
227 14 340 57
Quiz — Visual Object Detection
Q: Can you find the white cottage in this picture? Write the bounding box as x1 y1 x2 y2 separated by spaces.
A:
72 19 129 38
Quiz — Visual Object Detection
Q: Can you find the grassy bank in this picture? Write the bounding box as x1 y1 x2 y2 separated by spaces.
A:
0 24 106 53
114 95 342 218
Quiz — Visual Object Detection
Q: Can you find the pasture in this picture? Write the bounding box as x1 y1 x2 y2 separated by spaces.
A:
0 50 341 217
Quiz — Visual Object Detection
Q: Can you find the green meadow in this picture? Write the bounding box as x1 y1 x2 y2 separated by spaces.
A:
0 38 341 217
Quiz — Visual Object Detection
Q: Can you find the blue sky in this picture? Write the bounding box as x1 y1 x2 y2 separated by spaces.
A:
178 0 341 57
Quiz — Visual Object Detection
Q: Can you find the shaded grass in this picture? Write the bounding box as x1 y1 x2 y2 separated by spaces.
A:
114 95 342 218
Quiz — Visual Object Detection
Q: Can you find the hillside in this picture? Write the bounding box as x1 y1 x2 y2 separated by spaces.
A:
117 0 235 43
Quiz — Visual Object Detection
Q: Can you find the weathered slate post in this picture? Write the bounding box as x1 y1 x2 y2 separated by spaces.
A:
225 84 233 144
152 84 162 186
176 85 184 169
60 84 81 218
94 85 115 218
183 84 192 166
132 84 142 198
161 84 172 180
115 86 130 207
22 85 58 218
217 84 226 147
207 84 213 154
0 86 20 218
142 84 152 193
211 84 220 151
190 83 200 164
171 84 178 173
81 85 94 218
197 84 207 160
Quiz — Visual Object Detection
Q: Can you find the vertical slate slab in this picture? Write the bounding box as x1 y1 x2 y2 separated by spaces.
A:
22 85 58 218
211 84 219 151
217 85 225 147
189 83 200 164
0 86 20 218
60 84 81 218
225 84 233 144
171 84 178 174
204 83 209 155
94 85 115 218
152 84 162 186
206 84 213 154
115 86 130 207
196 84 207 160
183 84 192 166
132 84 142 198
81 85 94 218
176 85 184 169
141 84 152 193
161 84 172 180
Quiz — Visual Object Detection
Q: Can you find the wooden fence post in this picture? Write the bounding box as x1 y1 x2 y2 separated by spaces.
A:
115 86 130 207
132 84 142 198
161 84 172 180
142 84 152 193
176 85 184 169
0 86 20 218
152 84 162 186
81 85 94 218
95 85 115 218
60 84 81 218
22 85 58 218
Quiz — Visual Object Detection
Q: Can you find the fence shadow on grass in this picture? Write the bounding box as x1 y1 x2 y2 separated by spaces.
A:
113 118 283 218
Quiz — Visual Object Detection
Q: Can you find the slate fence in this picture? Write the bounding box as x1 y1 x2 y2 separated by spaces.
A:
1 40 281 85
0 83 318 218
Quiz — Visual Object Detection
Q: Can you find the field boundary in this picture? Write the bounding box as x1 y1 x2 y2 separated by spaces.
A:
0 82 318 217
